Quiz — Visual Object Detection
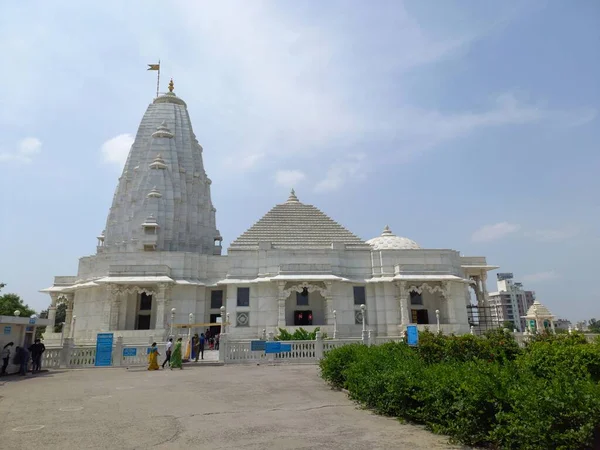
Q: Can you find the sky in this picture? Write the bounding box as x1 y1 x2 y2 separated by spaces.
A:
0 0 598 322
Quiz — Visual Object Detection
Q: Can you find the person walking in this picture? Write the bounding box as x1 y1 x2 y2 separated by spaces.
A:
214 333 219 351
197 333 205 361
1 342 13 375
147 342 160 370
170 337 183 370
162 338 173 369
28 339 46 373
14 346 29 376
193 334 200 362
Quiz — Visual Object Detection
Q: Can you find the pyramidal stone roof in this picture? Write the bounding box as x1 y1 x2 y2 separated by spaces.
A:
230 190 370 249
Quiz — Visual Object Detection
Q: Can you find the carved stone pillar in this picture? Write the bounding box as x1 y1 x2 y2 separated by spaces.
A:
277 282 286 328
441 281 456 323
47 293 58 330
395 281 409 331
154 283 171 330
107 285 121 331
323 281 333 325
62 293 74 337
480 272 489 304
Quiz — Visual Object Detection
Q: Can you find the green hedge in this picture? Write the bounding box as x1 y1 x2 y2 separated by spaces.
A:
319 332 600 449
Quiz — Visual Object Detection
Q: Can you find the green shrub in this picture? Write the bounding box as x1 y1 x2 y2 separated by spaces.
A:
519 339 600 382
415 328 521 364
343 343 424 417
319 334 600 448
491 371 600 450
276 327 328 341
416 360 511 446
319 343 367 389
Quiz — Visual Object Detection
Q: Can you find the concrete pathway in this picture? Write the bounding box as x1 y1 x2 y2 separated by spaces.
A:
0 364 466 449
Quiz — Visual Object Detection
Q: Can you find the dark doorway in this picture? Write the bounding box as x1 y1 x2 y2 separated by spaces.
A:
411 309 429 324
294 310 313 326
137 314 151 330
209 313 221 336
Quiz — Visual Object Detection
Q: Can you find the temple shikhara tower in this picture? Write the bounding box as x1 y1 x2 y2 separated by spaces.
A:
41 81 497 344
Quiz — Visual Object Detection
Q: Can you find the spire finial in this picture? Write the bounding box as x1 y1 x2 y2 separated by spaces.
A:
168 78 174 93
382 225 393 235
286 188 299 203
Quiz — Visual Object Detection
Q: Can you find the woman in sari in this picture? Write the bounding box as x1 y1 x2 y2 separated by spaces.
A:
147 342 160 370
170 337 183 370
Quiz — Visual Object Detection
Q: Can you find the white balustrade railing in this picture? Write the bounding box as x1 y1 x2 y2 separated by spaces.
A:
42 347 62 368
225 340 268 363
121 344 151 366
38 332 600 369
275 341 316 362
69 346 97 367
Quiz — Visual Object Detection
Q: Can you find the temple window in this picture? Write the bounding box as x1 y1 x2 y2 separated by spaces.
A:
353 286 366 305
237 287 250 307
410 291 423 305
210 290 223 309
296 289 309 306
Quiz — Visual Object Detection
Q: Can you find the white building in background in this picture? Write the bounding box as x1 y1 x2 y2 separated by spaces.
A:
554 319 572 331
487 273 536 331
40 81 497 344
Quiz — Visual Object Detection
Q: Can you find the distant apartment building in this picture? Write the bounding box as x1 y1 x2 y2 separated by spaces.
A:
554 319 572 331
487 273 536 332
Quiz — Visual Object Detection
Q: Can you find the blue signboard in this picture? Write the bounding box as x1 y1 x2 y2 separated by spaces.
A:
406 325 419 347
122 348 137 357
29 318 36 324
95 333 114 367
265 341 281 354
3 325 11 335
279 343 292 352
251 340 266 351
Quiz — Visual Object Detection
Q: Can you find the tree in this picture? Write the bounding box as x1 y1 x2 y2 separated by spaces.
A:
502 321 515 330
588 318 600 334
53 302 67 332
0 292 36 317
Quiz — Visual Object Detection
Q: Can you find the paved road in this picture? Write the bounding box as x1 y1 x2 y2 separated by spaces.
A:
0 363 465 449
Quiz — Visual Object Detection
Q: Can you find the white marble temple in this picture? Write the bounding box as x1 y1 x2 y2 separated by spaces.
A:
41 82 498 344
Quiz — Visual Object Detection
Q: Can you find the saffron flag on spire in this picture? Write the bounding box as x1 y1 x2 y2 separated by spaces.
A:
147 63 160 71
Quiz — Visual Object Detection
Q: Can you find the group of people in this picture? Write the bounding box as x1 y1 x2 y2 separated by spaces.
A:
147 337 182 371
147 330 219 370
1 339 46 376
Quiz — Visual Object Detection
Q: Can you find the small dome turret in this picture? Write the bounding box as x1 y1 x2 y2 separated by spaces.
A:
366 225 421 250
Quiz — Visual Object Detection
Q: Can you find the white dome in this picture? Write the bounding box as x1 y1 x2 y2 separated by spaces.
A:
366 225 421 250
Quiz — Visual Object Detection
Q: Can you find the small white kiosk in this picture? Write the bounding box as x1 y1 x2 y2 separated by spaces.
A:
522 300 556 334
0 311 51 374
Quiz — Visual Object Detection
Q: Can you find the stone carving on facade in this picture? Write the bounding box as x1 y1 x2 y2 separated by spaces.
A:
406 282 447 296
282 281 329 299
107 285 158 296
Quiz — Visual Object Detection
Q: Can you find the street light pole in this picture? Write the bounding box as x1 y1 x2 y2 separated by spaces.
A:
170 308 176 339
332 310 337 339
360 304 368 344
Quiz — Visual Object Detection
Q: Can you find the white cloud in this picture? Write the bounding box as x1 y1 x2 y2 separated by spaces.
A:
0 137 42 163
526 227 579 242
314 154 367 193
274 170 306 188
223 152 266 172
471 222 521 243
522 271 559 283
101 134 134 168
0 2 595 190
